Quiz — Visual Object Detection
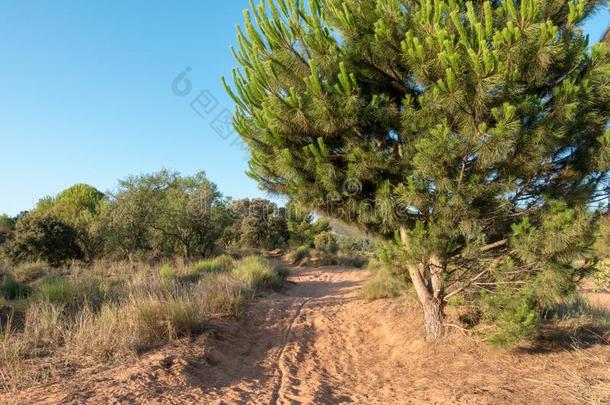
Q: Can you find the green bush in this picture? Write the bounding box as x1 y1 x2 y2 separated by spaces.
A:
361 261 408 300
481 287 540 349
276 266 290 279
0 214 15 245
314 231 338 254
292 246 310 262
4 213 82 266
336 235 372 256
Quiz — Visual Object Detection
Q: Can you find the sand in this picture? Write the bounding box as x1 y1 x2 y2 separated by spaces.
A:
8 265 610 404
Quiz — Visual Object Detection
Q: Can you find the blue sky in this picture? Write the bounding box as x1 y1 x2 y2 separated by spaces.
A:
0 2 608 216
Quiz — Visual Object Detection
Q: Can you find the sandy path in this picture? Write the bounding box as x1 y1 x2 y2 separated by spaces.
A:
9 265 610 404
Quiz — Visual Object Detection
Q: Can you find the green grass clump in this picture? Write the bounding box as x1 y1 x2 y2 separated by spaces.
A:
159 265 177 280
38 276 117 312
0 276 31 300
361 261 408 300
232 256 282 288
39 277 74 305
195 255 234 274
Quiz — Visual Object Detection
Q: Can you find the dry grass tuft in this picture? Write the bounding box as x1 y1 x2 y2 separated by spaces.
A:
361 260 409 300
0 256 284 393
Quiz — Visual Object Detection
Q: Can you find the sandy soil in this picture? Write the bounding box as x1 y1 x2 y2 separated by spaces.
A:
6 265 610 404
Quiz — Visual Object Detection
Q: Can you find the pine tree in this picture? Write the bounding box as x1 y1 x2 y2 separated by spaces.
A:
225 0 610 341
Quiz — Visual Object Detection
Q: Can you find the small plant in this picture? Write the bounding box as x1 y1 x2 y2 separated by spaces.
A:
129 296 201 352
291 246 310 263
276 266 290 279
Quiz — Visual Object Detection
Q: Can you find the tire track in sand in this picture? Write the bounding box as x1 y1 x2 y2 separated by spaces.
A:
269 296 312 405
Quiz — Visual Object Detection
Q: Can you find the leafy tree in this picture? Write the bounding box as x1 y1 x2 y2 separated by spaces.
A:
154 172 234 257
35 184 107 261
106 170 175 257
284 200 332 248
231 198 289 249
4 213 82 266
107 170 233 258
226 0 610 340
0 215 15 245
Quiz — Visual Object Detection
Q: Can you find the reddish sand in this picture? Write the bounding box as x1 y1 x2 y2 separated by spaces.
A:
7 265 610 404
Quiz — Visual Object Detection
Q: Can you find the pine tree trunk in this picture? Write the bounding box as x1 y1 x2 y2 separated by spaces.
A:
400 226 446 341
421 297 444 340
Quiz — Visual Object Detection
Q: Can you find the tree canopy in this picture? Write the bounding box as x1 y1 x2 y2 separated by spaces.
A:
226 0 610 341
4 213 82 266
35 184 107 261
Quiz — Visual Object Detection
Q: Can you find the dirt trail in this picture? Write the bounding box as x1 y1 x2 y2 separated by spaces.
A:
10 265 610 404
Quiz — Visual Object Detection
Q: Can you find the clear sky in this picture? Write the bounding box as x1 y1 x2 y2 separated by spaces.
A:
0 2 608 216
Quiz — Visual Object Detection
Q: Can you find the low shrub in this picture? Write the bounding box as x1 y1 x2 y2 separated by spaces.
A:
480 287 539 349
20 301 66 354
128 295 203 351
336 235 373 256
287 246 310 264
361 261 408 300
309 250 368 268
314 232 338 254
195 273 246 317
276 266 290 279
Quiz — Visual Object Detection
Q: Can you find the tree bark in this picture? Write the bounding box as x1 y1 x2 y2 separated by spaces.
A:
400 225 446 341
420 296 444 340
